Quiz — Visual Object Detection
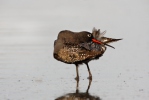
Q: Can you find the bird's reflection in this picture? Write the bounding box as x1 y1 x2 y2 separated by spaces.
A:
55 80 101 100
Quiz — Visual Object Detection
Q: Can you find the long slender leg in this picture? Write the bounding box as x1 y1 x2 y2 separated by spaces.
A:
75 64 79 81
86 79 92 93
76 79 79 93
85 63 92 80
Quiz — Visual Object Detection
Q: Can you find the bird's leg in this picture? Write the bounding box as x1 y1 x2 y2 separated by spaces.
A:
85 63 92 80
75 64 79 81
76 79 79 93
86 79 92 93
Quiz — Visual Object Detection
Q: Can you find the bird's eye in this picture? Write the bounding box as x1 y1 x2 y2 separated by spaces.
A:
87 34 91 37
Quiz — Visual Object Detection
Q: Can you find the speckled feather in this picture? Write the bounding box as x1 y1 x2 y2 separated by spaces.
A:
53 30 107 64
55 42 106 64
53 28 121 79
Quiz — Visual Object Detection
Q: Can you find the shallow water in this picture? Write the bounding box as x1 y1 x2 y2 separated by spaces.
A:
0 0 149 100
0 39 148 100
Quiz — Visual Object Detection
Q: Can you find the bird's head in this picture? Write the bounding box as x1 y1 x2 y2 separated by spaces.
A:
77 32 102 45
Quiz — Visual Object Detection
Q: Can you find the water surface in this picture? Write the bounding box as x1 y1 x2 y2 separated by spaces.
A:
0 0 149 100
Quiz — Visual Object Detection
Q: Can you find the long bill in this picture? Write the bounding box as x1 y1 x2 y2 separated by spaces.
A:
92 39 115 49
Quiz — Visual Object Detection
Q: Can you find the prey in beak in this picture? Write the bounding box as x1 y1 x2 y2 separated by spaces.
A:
92 38 117 49
92 27 122 49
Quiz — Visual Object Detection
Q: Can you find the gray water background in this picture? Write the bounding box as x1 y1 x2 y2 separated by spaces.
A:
0 0 149 100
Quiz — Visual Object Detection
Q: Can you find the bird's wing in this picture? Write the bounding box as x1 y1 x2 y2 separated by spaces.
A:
79 42 104 51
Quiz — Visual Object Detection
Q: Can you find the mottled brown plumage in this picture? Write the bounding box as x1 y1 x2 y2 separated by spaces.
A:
53 28 121 80
54 30 105 65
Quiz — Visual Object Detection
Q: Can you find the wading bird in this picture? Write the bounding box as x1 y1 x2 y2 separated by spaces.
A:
53 28 121 80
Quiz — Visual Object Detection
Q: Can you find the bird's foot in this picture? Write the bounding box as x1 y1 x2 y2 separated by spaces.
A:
87 75 92 80
75 76 79 81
